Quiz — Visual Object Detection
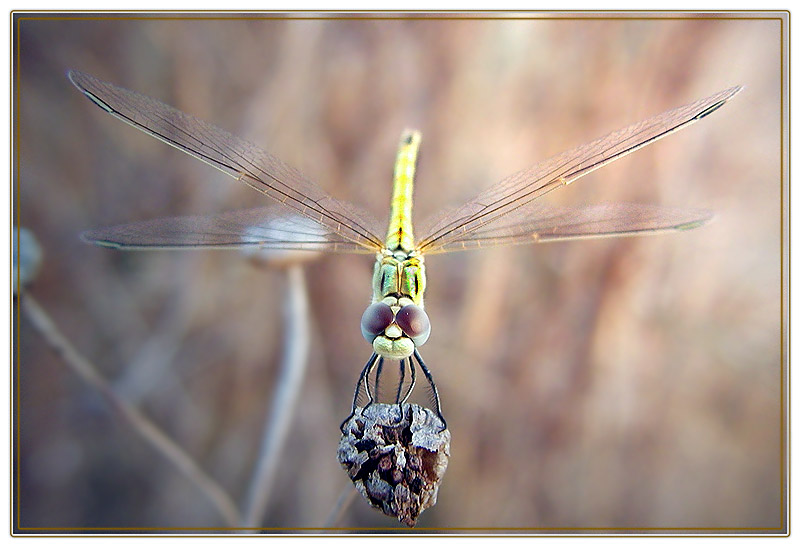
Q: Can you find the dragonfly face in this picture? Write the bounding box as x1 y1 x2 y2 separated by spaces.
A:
67 69 741 432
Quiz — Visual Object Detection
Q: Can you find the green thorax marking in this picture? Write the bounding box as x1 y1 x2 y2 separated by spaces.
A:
372 250 426 306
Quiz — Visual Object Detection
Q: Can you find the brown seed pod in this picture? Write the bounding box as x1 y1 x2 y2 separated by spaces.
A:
337 403 450 527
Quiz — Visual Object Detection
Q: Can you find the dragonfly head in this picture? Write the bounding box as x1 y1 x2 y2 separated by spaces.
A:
361 297 431 359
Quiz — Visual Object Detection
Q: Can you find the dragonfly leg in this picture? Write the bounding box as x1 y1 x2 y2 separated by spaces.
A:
368 357 385 410
395 358 406 404
413 349 446 431
340 352 379 432
399 357 417 405
386 358 409 425
365 357 383 408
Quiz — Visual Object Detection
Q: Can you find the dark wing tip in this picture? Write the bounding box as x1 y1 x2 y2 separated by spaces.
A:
694 86 744 120
66 68 89 90
67 70 116 113
676 208 715 231
80 229 122 249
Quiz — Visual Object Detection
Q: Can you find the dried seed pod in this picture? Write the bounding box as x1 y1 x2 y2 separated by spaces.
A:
338 403 450 527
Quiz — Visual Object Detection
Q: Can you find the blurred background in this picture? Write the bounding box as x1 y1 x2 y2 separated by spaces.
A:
14 13 784 531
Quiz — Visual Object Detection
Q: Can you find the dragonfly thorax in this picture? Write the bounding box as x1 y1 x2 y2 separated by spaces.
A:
373 250 426 305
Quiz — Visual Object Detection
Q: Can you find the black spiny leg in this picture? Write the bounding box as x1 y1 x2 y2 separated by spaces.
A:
413 349 447 430
395 358 406 404
371 357 385 408
364 357 384 411
400 356 417 405
391 358 410 425
340 352 379 432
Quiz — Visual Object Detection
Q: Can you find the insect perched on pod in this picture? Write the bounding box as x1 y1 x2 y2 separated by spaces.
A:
68 70 741 526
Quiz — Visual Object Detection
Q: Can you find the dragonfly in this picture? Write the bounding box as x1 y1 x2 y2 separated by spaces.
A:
68 70 741 429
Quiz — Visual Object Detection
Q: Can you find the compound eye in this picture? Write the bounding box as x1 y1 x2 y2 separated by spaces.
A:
361 302 394 343
395 304 431 346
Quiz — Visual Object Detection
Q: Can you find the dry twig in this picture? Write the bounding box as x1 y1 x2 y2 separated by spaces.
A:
240 265 311 528
19 293 242 527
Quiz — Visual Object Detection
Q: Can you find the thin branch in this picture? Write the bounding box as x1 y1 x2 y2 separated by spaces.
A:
20 293 242 527
240 265 311 528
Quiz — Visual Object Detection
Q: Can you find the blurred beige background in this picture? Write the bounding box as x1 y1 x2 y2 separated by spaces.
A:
15 13 784 531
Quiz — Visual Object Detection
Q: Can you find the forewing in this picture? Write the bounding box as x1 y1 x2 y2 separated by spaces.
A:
417 86 741 253
82 206 376 253
420 202 713 254
68 70 385 252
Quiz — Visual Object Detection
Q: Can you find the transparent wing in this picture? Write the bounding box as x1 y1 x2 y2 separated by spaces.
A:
81 206 376 253
68 70 385 252
420 202 713 254
417 86 741 254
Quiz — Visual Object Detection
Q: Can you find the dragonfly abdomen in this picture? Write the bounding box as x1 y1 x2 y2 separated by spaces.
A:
385 130 420 253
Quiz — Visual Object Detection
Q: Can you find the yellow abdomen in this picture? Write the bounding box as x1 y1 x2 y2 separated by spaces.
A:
385 130 420 253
